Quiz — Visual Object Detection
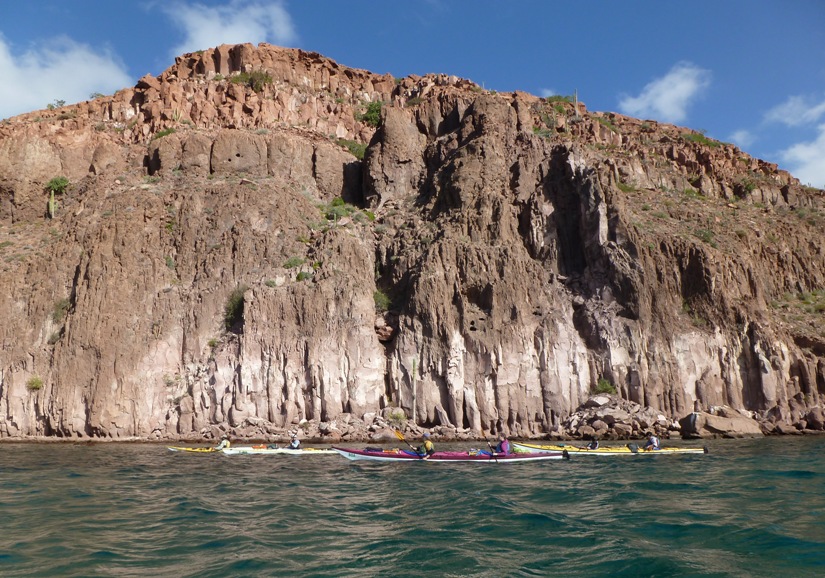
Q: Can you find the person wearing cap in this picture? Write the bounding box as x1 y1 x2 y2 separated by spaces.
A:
287 431 301 450
415 432 435 459
215 435 231 450
494 433 511 455
585 436 599 450
643 432 660 451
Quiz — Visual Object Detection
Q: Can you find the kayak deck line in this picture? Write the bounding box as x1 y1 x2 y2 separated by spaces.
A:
221 446 336 455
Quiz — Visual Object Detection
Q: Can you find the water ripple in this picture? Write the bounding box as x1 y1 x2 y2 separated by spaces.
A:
1 439 824 577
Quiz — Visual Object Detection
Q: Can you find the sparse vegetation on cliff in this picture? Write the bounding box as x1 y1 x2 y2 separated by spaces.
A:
224 285 248 331
336 138 366 159
52 298 71 323
374 290 391 312
682 130 722 148
230 70 273 92
595 378 617 395
45 176 69 219
358 101 382 127
152 128 176 140
284 257 304 269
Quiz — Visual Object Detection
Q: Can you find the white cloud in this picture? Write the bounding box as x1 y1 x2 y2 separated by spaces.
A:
729 129 755 148
539 88 558 98
764 95 825 127
0 35 133 120
779 123 825 188
618 62 711 124
163 0 297 58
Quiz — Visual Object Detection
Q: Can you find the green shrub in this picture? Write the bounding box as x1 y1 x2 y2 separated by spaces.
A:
52 298 71 323
374 290 391 311
694 228 716 247
387 408 407 428
358 101 383 127
46 176 69 196
681 131 721 148
596 117 619 133
224 285 248 330
296 271 313 281
594 378 617 394
284 257 305 269
336 138 367 160
545 94 574 103
27 376 43 391
321 197 356 221
229 70 272 92
152 128 176 140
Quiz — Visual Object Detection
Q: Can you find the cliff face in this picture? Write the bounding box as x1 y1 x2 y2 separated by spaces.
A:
1 43 823 440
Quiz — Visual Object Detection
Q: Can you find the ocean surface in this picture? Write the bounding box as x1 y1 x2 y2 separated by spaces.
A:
1 437 824 577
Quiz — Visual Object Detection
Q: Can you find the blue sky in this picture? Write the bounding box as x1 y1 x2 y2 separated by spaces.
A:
1 0 824 187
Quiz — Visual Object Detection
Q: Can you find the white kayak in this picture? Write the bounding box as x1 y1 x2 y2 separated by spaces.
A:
168 445 335 455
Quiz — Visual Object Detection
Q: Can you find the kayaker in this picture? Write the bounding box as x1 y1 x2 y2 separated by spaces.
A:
495 433 511 454
643 432 661 451
586 437 599 450
415 432 435 459
215 435 230 450
287 432 301 449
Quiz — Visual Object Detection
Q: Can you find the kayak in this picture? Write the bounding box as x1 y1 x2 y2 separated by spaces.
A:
221 446 335 455
167 446 218 453
512 442 708 456
333 447 569 462
167 445 335 455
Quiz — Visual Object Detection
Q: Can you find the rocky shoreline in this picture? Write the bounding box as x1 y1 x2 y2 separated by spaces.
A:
3 395 822 444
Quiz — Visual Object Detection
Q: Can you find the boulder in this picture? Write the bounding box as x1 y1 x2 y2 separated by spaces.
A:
679 408 764 438
804 407 824 430
211 130 267 175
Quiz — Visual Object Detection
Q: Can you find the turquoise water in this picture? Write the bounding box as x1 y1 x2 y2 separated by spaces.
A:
1 438 824 577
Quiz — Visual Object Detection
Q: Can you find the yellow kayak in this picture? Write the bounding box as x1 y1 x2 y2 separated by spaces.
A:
512 442 708 456
167 446 218 453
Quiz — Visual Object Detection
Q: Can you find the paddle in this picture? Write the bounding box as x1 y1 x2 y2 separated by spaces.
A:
393 429 425 459
483 433 499 463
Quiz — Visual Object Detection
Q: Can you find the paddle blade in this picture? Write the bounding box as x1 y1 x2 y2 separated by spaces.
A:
393 429 406 441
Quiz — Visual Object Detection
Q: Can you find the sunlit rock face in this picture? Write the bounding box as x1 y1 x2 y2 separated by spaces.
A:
0 43 823 440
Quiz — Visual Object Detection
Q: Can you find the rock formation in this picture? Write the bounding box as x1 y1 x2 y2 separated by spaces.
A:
0 43 823 442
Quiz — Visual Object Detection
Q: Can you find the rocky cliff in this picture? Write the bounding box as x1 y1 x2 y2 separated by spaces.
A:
1 43 823 441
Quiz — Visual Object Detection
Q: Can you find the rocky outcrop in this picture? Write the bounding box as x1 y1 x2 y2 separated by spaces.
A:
678 406 764 438
1 43 824 441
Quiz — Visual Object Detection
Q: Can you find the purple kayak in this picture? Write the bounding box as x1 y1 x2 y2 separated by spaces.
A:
333 447 569 462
